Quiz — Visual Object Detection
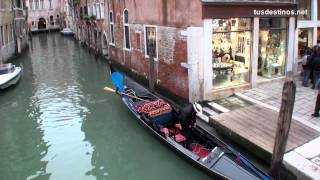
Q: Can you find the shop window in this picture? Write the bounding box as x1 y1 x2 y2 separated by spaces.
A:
298 28 313 58
145 26 157 58
297 0 311 20
109 11 115 45
258 18 287 79
123 9 130 50
212 18 252 88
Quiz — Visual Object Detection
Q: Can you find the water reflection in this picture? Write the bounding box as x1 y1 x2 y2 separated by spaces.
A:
0 33 212 180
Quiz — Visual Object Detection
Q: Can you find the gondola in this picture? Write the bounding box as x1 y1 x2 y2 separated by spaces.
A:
0 63 22 89
107 66 271 180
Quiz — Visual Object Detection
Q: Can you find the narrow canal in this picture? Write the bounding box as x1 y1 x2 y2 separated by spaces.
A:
0 33 214 180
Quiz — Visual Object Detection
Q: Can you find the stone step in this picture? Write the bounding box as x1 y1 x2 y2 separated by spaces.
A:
202 107 219 117
208 102 230 113
196 113 209 123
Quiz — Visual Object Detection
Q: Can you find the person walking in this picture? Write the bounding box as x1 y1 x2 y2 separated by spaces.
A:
302 47 312 87
310 46 318 88
312 79 320 117
312 48 320 89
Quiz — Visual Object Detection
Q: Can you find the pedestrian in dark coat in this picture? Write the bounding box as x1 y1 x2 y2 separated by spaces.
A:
312 48 320 89
302 48 312 87
310 46 319 87
312 79 320 117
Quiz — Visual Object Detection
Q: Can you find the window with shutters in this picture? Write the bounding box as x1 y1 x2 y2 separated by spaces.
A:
109 11 115 45
123 9 130 50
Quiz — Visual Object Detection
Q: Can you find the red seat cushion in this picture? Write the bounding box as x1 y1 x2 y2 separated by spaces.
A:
174 123 182 130
175 134 186 143
191 143 209 158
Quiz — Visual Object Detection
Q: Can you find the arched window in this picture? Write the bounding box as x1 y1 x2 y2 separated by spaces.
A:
123 9 130 50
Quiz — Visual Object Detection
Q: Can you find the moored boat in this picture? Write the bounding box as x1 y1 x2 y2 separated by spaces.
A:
0 63 22 89
60 28 74 36
107 66 271 180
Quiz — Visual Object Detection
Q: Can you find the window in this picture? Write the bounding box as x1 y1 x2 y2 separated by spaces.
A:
5 25 8 45
259 18 288 79
16 0 21 8
8 24 11 42
84 6 88 16
40 0 44 9
50 16 54 25
49 0 52 9
145 26 157 58
88 5 91 16
92 4 96 17
109 11 115 45
80 7 83 17
96 3 100 19
212 18 252 88
35 0 39 9
0 26 4 46
123 9 131 50
100 3 105 19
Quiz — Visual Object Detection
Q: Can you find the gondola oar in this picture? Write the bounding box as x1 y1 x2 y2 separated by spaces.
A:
104 86 150 102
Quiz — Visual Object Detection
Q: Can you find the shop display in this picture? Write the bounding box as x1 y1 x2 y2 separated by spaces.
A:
258 18 287 79
212 18 251 88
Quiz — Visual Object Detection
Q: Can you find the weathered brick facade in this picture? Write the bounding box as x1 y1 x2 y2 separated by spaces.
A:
104 0 202 100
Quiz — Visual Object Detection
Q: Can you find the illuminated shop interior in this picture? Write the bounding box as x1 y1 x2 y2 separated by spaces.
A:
212 18 251 88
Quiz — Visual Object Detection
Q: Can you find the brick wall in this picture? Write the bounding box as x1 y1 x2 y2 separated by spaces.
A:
108 22 189 99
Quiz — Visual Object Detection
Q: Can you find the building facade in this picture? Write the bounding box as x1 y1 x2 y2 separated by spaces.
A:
60 0 74 30
26 0 63 32
74 0 106 55
0 0 28 63
94 0 297 102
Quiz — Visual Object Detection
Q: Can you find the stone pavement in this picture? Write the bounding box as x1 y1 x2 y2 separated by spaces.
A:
239 78 319 127
234 77 320 179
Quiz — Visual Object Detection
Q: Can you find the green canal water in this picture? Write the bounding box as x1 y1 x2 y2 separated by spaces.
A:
0 33 214 180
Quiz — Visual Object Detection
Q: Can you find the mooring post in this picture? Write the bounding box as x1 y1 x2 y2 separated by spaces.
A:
270 72 296 179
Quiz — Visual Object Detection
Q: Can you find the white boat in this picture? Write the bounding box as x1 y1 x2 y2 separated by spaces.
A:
60 28 74 35
0 63 22 89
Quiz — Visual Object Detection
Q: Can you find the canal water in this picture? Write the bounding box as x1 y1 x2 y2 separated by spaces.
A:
0 33 214 180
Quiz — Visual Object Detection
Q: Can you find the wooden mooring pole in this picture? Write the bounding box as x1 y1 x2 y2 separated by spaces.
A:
270 72 296 179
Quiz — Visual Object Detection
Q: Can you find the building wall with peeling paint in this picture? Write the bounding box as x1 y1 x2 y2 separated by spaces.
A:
103 0 203 100
26 0 62 32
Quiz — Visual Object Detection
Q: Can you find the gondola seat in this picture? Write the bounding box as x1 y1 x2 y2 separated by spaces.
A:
175 134 186 143
191 143 209 158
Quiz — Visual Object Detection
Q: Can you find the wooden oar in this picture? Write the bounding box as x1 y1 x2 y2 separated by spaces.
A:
104 86 150 102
